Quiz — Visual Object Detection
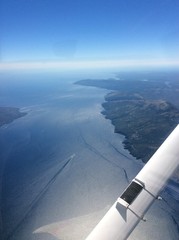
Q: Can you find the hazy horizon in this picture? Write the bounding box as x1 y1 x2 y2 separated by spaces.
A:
1 0 179 69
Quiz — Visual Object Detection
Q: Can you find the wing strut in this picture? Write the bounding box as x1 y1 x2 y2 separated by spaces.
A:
86 125 179 240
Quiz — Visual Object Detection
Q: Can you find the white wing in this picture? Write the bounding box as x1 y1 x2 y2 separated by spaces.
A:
85 125 179 240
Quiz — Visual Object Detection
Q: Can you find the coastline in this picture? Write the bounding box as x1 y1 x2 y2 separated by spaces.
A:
74 77 179 236
0 107 27 127
75 79 179 163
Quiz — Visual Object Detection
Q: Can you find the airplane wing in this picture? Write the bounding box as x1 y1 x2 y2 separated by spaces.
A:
85 124 179 240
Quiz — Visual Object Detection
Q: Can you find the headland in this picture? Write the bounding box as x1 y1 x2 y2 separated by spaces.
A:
75 78 179 163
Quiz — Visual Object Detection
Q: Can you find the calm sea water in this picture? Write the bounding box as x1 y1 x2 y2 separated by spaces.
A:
0 70 124 240
0 70 178 240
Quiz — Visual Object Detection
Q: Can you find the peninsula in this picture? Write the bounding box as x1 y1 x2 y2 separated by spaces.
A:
75 78 179 163
0 107 27 127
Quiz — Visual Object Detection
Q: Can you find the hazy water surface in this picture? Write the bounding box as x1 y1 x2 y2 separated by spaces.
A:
0 70 178 240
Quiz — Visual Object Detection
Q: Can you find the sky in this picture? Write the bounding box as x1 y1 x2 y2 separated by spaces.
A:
0 0 179 69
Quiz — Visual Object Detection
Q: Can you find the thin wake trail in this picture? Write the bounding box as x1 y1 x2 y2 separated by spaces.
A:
108 141 132 161
6 154 75 240
79 133 130 183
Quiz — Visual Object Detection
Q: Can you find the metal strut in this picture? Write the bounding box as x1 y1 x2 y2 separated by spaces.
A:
134 178 162 200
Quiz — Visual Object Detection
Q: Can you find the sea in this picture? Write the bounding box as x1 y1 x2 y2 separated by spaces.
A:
0 69 178 240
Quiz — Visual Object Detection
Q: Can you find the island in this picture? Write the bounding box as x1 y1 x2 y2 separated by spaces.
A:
0 107 27 127
75 77 179 163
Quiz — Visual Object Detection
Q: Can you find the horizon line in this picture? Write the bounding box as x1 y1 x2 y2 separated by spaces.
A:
0 59 179 71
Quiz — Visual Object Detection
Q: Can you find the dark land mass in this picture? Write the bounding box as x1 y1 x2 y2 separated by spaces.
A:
0 107 27 127
75 76 179 163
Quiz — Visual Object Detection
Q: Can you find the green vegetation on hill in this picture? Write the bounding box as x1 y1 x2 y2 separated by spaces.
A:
75 78 179 162
102 94 179 162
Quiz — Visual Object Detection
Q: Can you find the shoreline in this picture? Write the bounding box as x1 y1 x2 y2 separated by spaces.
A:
75 79 179 163
0 107 27 127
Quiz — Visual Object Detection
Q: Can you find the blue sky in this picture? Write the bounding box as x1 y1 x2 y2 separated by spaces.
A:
0 0 179 69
